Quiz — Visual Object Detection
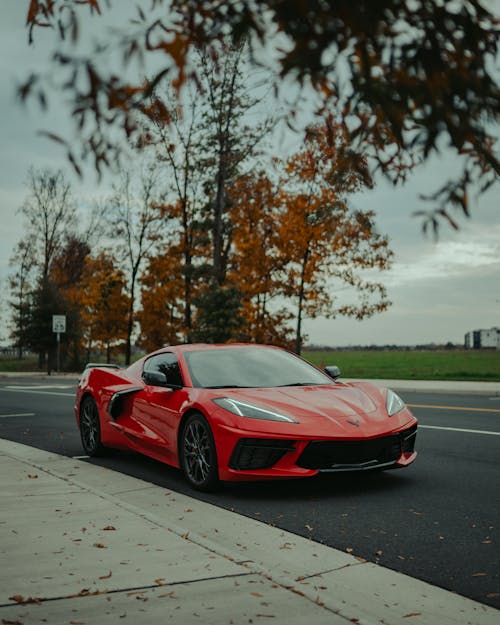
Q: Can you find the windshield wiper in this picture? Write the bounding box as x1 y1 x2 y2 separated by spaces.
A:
276 382 319 387
204 384 253 389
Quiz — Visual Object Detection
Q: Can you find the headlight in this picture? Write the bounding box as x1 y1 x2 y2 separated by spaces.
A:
212 398 298 423
386 389 405 416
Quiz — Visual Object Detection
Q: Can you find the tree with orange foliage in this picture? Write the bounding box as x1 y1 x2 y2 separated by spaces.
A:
278 122 393 354
228 172 295 348
139 42 274 343
51 241 129 366
80 253 130 362
137 249 185 352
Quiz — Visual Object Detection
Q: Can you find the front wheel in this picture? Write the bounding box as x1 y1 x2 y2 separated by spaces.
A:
79 395 106 457
180 413 219 491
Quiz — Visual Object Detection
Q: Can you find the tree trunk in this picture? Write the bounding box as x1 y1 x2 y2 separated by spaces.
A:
294 249 310 355
212 146 227 285
125 308 133 365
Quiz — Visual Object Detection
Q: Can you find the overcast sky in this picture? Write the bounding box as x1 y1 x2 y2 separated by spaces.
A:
0 1 498 347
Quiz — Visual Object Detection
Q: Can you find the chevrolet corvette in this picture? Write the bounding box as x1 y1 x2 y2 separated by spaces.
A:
75 343 417 490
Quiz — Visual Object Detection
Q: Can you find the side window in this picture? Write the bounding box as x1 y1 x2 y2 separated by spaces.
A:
143 353 183 387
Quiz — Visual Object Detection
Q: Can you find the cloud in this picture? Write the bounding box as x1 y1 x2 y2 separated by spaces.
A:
387 236 500 288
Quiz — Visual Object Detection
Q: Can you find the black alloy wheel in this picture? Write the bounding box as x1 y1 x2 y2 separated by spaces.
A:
180 413 219 491
79 395 105 456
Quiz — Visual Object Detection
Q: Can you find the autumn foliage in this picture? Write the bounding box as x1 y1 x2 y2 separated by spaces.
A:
22 0 499 231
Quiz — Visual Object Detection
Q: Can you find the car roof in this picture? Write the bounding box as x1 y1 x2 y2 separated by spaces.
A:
152 343 280 355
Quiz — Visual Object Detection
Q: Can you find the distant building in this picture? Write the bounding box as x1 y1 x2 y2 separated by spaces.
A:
464 327 500 349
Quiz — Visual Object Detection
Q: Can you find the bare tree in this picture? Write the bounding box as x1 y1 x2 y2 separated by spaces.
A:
16 168 76 368
197 42 274 285
144 83 206 334
108 165 165 364
20 168 76 281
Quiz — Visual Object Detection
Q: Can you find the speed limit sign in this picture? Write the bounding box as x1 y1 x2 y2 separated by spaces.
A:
52 315 66 333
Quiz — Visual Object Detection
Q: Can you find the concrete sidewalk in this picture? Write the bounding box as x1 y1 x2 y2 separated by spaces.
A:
351 378 500 396
1 439 498 625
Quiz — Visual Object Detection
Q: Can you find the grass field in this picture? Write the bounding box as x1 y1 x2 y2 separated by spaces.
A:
2 349 500 382
303 349 500 382
0 355 39 372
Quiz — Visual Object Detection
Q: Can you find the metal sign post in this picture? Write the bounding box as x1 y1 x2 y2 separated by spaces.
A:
52 315 66 373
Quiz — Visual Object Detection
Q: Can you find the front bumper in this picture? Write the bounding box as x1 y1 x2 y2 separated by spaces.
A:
217 422 418 481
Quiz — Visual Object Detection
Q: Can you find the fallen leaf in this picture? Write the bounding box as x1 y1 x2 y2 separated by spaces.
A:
251 592 263 598
8 595 40 605
184 509 193 513
486 592 500 598
346 547 354 553
27 474 38 479
2 620 24 625
93 543 107 549
99 571 112 580
472 572 487 577
154 578 165 585
8 595 24 604
102 526 116 531
158 591 177 599
375 550 383 556
182 532 189 539
403 613 422 618
305 524 313 531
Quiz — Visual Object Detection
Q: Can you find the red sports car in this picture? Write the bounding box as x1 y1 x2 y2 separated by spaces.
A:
75 343 417 490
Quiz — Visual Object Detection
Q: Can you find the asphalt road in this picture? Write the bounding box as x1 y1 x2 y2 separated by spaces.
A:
0 376 499 609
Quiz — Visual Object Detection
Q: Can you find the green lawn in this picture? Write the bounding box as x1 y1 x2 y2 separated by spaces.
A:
0 355 39 372
2 349 500 382
303 349 500 382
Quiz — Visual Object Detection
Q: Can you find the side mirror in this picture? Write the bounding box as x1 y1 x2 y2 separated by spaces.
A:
143 370 169 387
143 370 182 390
324 365 341 380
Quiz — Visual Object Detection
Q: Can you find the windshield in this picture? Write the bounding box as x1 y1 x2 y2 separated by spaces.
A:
184 346 335 389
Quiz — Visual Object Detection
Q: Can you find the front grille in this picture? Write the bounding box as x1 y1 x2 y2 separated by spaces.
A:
229 438 296 470
297 426 417 471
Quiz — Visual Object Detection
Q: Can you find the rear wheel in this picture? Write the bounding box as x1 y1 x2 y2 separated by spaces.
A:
79 395 106 457
180 413 219 491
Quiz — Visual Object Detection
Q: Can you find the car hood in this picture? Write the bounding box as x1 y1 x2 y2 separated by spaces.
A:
220 383 383 429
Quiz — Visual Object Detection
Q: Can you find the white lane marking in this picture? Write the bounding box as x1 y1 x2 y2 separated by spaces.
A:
420 424 500 436
408 403 500 414
6 385 73 390
0 388 73 397
0 412 36 418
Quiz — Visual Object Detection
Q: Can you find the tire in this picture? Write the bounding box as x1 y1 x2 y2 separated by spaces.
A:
79 395 106 457
180 413 219 491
